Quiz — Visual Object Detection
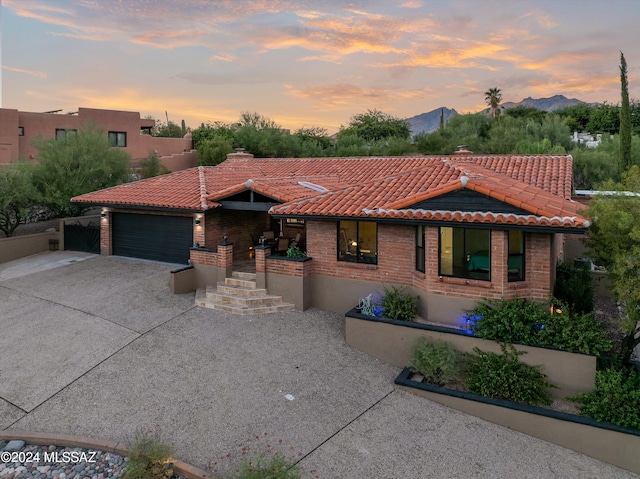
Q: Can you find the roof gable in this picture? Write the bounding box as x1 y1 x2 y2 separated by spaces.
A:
405 189 531 215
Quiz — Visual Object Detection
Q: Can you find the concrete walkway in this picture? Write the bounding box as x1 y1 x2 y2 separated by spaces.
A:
0 253 637 478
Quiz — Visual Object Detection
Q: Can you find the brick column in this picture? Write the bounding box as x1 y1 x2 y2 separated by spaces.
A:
193 214 205 247
217 240 233 278
100 211 112 255
254 244 271 288
491 230 508 296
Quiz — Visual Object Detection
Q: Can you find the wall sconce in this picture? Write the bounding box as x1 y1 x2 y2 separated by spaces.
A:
194 216 201 225
101 211 106 219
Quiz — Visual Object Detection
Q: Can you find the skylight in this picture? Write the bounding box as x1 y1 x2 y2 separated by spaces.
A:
298 181 328 192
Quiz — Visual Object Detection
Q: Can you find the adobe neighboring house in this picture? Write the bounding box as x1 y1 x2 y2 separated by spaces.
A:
72 149 589 327
0 106 197 171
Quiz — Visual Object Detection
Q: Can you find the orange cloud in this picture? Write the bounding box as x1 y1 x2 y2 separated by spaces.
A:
2 65 48 79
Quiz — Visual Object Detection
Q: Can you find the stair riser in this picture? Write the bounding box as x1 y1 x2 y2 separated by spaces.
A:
231 272 257 280
206 293 284 307
216 284 268 297
224 278 257 288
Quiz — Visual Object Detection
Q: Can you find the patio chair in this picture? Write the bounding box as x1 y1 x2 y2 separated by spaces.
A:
275 237 289 254
289 232 301 248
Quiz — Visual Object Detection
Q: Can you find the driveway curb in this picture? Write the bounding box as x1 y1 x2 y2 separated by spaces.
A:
0 431 211 479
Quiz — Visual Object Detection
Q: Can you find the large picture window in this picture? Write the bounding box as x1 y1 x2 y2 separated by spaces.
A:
55 128 77 141
508 231 525 282
439 227 491 281
338 221 377 264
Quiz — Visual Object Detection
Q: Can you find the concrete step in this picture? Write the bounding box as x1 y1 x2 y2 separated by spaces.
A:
207 302 295 314
232 271 257 281
224 277 257 288
207 292 289 307
216 283 268 297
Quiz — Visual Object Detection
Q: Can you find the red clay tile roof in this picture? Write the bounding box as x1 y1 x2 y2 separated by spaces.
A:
72 153 587 230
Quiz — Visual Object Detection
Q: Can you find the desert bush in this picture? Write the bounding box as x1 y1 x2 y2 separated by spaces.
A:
464 344 555 406
123 430 174 479
571 367 640 429
468 297 611 355
554 261 594 315
409 338 460 386
380 285 419 321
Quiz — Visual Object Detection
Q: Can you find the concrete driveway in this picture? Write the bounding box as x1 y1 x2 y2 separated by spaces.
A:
0 253 637 478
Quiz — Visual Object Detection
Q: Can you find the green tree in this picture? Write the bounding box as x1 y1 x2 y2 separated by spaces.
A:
585 166 640 363
152 120 185 138
620 51 632 171
504 105 546 122
139 150 170 178
338 109 411 142
0 163 41 237
555 103 594 132
484 87 502 120
32 124 131 217
587 102 619 134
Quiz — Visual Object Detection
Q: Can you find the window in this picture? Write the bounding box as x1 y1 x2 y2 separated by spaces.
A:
338 221 377 264
416 225 425 272
55 128 77 140
439 227 491 281
108 131 127 147
508 231 525 282
18 127 24 136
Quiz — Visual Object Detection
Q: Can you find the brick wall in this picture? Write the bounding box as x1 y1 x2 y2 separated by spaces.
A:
100 212 112 255
266 257 313 277
190 248 219 267
307 220 555 303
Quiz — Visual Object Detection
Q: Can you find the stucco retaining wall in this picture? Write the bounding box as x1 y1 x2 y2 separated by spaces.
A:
345 312 596 398
0 231 60 264
396 369 640 475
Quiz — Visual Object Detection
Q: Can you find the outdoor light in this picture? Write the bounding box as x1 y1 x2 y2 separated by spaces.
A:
101 211 106 219
194 216 201 225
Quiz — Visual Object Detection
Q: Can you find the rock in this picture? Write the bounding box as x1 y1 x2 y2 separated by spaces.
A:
3 440 25 452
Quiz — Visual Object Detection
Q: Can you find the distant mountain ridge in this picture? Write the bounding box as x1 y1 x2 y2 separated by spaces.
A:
501 94 584 112
406 95 586 135
406 107 458 135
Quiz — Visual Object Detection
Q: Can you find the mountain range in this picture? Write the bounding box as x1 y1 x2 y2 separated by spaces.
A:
406 95 585 135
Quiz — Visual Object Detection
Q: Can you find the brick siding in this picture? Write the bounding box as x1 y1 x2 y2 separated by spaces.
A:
307 220 555 302
204 210 271 259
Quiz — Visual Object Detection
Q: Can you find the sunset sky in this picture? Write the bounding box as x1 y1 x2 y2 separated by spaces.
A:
1 0 638 133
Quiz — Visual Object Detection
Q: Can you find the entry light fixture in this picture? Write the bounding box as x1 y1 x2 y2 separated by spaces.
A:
101 211 106 219
194 216 201 225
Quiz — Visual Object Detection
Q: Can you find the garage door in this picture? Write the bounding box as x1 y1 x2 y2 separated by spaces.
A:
112 213 193 264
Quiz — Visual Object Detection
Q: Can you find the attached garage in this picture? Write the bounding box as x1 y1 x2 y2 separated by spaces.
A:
112 212 193 264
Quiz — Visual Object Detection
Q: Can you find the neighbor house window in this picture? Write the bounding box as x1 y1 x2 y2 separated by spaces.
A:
18 127 24 136
416 225 425 273
108 131 127 147
55 128 77 140
508 230 525 282
338 221 377 264
439 227 491 281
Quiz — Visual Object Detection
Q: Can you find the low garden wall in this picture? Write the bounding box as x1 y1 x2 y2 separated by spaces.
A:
396 369 640 475
0 231 60 264
345 310 596 398
265 255 313 310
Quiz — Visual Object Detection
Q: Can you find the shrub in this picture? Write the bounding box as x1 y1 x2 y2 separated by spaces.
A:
468 297 611 355
553 261 594 315
380 285 419 321
535 309 612 356
464 344 555 406
286 246 307 258
468 297 548 344
409 338 460 386
123 430 174 479
235 454 302 479
571 367 640 429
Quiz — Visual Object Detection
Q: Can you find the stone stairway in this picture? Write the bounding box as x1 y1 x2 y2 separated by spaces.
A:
195 271 295 314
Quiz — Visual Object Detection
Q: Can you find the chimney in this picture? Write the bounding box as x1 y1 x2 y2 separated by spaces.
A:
454 145 473 156
226 148 254 161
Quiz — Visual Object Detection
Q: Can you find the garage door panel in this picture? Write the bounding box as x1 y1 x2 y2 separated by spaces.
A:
112 213 193 264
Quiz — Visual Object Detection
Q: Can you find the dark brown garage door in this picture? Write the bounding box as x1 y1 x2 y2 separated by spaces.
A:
112 213 193 264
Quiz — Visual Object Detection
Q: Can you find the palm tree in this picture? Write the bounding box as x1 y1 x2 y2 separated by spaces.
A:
484 87 502 119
